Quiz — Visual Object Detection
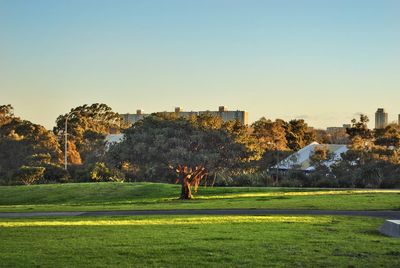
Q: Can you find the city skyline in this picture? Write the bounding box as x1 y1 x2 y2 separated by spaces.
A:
6 102 400 130
1 0 399 129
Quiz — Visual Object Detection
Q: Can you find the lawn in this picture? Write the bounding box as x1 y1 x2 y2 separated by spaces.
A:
0 215 399 267
1 182 400 212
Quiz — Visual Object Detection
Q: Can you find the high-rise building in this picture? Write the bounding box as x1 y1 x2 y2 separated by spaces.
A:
375 108 388 129
398 114 400 126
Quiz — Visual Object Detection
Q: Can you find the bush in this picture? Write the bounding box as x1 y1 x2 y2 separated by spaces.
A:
314 178 339 188
336 177 355 188
208 171 274 187
231 174 253 186
380 177 400 188
67 165 91 183
278 179 303 187
288 171 309 186
14 166 45 185
213 175 234 186
42 164 70 183
90 162 125 182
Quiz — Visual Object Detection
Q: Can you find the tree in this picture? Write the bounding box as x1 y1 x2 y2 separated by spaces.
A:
0 111 63 184
251 117 288 151
223 119 262 162
318 128 350 144
375 124 400 149
108 114 259 199
54 103 123 163
346 114 373 141
0 104 14 126
285 119 315 151
173 165 208 199
310 145 330 165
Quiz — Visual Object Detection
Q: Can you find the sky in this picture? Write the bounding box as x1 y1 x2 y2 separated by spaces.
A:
1 0 399 129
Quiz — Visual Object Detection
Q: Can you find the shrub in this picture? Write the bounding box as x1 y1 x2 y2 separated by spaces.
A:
42 164 70 183
278 179 303 187
90 162 125 182
314 178 339 188
14 166 45 185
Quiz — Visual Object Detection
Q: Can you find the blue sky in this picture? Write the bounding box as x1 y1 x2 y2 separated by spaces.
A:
1 0 399 129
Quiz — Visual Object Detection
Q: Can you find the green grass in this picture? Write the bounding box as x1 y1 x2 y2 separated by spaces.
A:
0 215 399 267
1 182 400 212
1 184 399 267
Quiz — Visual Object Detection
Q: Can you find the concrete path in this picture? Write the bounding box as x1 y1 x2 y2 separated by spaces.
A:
0 209 399 218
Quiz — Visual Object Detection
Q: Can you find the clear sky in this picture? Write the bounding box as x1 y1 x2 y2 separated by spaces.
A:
1 0 399 129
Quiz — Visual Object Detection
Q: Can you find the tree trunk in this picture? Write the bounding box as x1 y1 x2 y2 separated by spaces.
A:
175 165 206 200
211 172 217 187
180 179 192 200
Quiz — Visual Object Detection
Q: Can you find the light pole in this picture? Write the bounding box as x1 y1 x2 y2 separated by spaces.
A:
275 142 279 183
64 111 78 170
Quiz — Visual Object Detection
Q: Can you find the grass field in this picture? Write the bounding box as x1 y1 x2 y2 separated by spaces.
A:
1 182 400 212
0 215 399 267
1 183 400 267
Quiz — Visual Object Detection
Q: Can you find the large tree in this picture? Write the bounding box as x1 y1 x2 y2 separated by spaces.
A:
285 119 316 151
108 114 259 199
346 114 373 141
0 105 63 184
54 103 122 163
375 124 400 149
0 105 14 126
251 117 288 151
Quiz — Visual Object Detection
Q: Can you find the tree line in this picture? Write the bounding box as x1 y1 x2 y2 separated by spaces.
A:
1 103 399 196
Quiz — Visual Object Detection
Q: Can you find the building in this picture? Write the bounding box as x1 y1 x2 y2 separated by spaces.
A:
120 106 248 126
326 124 350 134
173 107 199 119
198 106 248 125
375 108 388 129
120 110 148 125
272 142 348 172
326 124 351 136
398 114 400 126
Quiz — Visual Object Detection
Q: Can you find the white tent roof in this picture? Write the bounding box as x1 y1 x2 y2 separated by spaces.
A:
274 142 348 171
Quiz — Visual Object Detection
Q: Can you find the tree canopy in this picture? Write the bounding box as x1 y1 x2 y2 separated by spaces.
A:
251 117 288 151
108 114 261 198
0 105 63 184
285 119 316 151
54 103 122 163
0 105 14 126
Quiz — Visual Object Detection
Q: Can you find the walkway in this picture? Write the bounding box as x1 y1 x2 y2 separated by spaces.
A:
0 209 399 218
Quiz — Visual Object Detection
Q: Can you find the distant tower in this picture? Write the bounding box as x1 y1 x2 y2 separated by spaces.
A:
375 108 388 129
398 114 400 126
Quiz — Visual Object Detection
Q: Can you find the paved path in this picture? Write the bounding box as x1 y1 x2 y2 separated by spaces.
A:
0 209 399 218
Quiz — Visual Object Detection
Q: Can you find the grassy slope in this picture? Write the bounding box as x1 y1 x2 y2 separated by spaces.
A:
0 215 399 267
1 183 400 212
